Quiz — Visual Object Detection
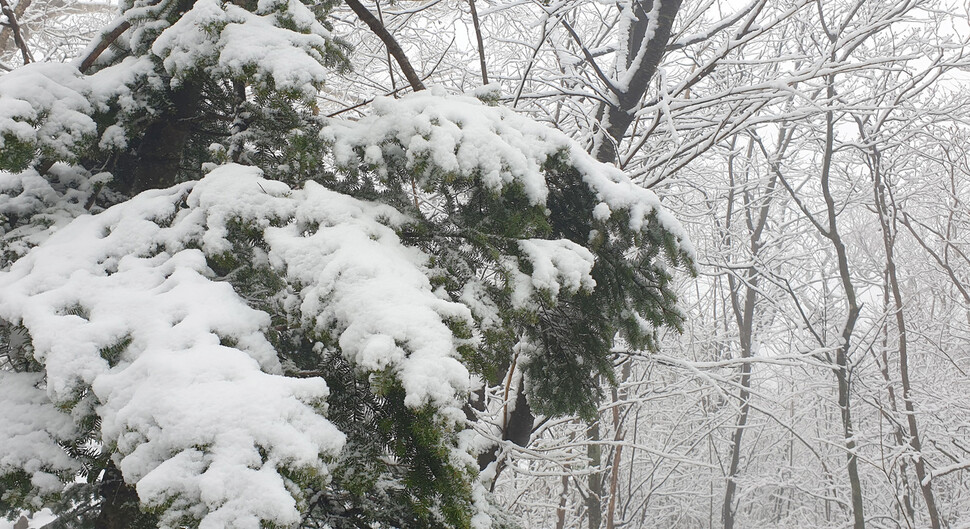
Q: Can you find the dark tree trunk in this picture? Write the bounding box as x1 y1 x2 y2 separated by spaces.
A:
113 80 202 195
870 142 943 529
476 381 534 476
593 0 683 164
586 419 603 529
96 462 154 529
820 77 865 529
0 0 30 53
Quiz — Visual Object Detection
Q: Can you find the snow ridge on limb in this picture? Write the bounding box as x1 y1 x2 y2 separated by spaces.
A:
0 0 348 177
190 166 474 411
0 56 154 173
321 89 692 255
0 372 80 508
0 64 95 170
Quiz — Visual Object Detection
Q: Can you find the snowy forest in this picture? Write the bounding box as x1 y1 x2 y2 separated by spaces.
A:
1 0 969 528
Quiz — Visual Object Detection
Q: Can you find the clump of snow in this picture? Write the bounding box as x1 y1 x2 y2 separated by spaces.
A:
0 165 107 267
0 176 344 526
0 373 81 495
612 0 664 92
518 238 596 300
0 63 96 161
0 56 156 171
190 167 474 409
1 0 339 173
323 88 560 204
150 0 334 97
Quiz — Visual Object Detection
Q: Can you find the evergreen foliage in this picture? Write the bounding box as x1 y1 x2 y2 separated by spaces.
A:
0 1 691 527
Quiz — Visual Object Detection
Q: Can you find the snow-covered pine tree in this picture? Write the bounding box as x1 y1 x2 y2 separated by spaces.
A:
0 1 692 527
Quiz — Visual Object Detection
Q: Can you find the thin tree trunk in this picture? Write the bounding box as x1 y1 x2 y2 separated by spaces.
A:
373 1 397 94
721 324 753 529
819 75 865 529
467 0 488 85
78 19 131 73
95 461 154 529
586 419 603 529
556 473 570 529
113 80 202 194
0 0 29 53
871 144 943 529
605 362 631 529
875 278 917 527
721 136 777 529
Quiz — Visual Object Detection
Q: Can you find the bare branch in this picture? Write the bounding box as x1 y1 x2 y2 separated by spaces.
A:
77 18 130 73
666 0 762 51
0 0 32 64
345 0 426 92
557 16 621 97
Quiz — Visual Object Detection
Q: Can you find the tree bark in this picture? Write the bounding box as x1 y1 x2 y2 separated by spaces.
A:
78 18 131 73
475 378 534 486
467 0 488 85
593 0 682 164
0 0 32 64
96 462 153 529
0 0 29 53
556 473 570 529
113 80 202 195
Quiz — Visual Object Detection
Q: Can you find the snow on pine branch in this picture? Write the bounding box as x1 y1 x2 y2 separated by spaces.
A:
0 165 110 265
0 178 342 528
0 373 80 496
1 0 344 173
321 89 692 252
0 164 477 527
192 166 475 409
0 63 97 164
0 57 155 170
512 239 596 308
147 0 338 97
